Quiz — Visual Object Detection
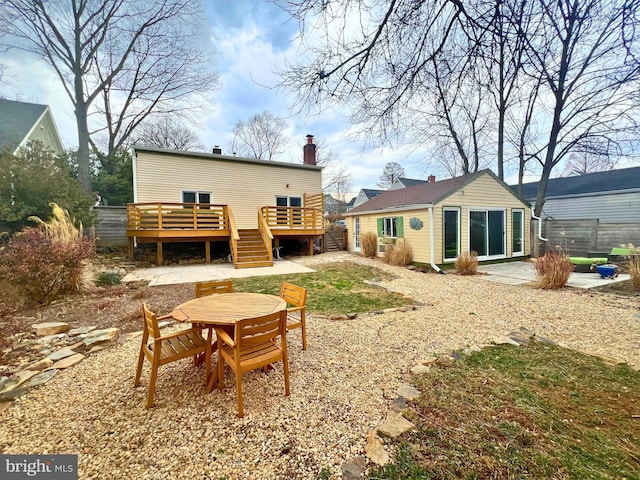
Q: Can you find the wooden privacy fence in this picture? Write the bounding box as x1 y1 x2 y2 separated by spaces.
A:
542 219 640 256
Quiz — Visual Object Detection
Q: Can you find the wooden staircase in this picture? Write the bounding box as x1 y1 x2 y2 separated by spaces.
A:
324 228 345 252
234 229 273 268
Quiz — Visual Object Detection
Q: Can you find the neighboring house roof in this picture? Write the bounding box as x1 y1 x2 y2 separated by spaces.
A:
0 99 64 155
514 166 640 200
389 177 428 190
346 169 529 215
361 188 385 199
132 145 323 172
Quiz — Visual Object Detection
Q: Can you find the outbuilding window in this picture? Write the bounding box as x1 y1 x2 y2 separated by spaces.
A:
377 216 404 252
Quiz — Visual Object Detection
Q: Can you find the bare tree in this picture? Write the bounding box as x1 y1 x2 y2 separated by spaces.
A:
377 161 405 189
559 151 618 177
230 111 289 161
1 0 217 191
522 0 640 216
314 141 352 197
133 118 204 152
277 0 640 216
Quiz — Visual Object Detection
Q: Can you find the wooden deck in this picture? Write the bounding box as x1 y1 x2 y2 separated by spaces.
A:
127 202 324 265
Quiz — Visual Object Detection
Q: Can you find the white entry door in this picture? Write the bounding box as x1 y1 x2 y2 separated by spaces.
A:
353 217 361 252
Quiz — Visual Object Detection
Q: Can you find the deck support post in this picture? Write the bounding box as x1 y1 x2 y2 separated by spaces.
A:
308 238 313 256
157 242 163 265
205 240 211 263
128 237 135 260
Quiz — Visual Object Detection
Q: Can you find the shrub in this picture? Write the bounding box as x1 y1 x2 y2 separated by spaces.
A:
534 252 574 289
455 251 478 275
95 271 122 286
387 238 413 266
360 232 378 258
0 204 95 304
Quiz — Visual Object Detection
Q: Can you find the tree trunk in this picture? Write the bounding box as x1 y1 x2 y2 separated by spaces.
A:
74 94 92 193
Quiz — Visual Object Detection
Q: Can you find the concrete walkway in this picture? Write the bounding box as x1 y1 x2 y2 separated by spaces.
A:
122 260 315 286
477 261 630 289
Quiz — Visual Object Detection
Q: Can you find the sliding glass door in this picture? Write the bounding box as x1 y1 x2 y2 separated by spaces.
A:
469 209 505 259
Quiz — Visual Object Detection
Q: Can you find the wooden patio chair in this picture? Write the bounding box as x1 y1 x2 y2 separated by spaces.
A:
279 282 308 350
193 280 234 363
214 310 289 418
134 303 209 408
195 279 233 298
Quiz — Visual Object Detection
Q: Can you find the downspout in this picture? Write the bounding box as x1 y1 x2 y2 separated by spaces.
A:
131 146 138 203
428 206 445 274
531 212 548 242
530 211 548 257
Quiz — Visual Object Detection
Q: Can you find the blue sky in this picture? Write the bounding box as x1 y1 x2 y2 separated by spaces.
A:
1 0 431 196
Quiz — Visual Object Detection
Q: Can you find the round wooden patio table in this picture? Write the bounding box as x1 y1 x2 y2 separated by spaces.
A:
171 293 287 392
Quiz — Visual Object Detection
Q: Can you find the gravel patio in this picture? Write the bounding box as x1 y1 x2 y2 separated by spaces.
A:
0 252 638 479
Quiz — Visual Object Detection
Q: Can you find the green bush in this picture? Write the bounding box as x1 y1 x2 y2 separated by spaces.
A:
0 144 95 233
95 271 122 286
0 227 95 305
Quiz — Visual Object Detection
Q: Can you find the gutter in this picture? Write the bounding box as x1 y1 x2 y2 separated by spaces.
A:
428 206 445 274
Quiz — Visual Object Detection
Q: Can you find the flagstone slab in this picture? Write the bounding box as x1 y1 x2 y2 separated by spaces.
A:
47 354 85 370
48 348 79 361
83 328 120 348
32 322 69 337
68 326 97 337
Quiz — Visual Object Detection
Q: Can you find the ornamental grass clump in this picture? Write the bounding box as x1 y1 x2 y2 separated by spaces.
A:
534 252 574 289
621 243 640 290
455 251 478 275
360 232 378 258
0 203 94 305
385 238 412 266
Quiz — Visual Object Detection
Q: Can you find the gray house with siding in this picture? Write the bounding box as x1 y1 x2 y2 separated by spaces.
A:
514 166 640 222
513 167 640 255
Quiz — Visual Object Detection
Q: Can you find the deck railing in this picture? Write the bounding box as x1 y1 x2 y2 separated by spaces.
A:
228 208 240 262
127 203 230 231
257 209 274 262
261 206 323 230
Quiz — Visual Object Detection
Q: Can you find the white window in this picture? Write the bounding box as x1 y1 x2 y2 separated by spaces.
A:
182 191 212 204
382 217 398 238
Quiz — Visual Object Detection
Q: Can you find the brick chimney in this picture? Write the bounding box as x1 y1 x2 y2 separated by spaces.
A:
428 174 436 183
303 134 316 165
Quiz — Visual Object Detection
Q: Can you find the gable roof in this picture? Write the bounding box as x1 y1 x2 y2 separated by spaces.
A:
396 177 428 188
361 188 385 199
514 166 640 200
346 169 529 215
0 99 54 153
